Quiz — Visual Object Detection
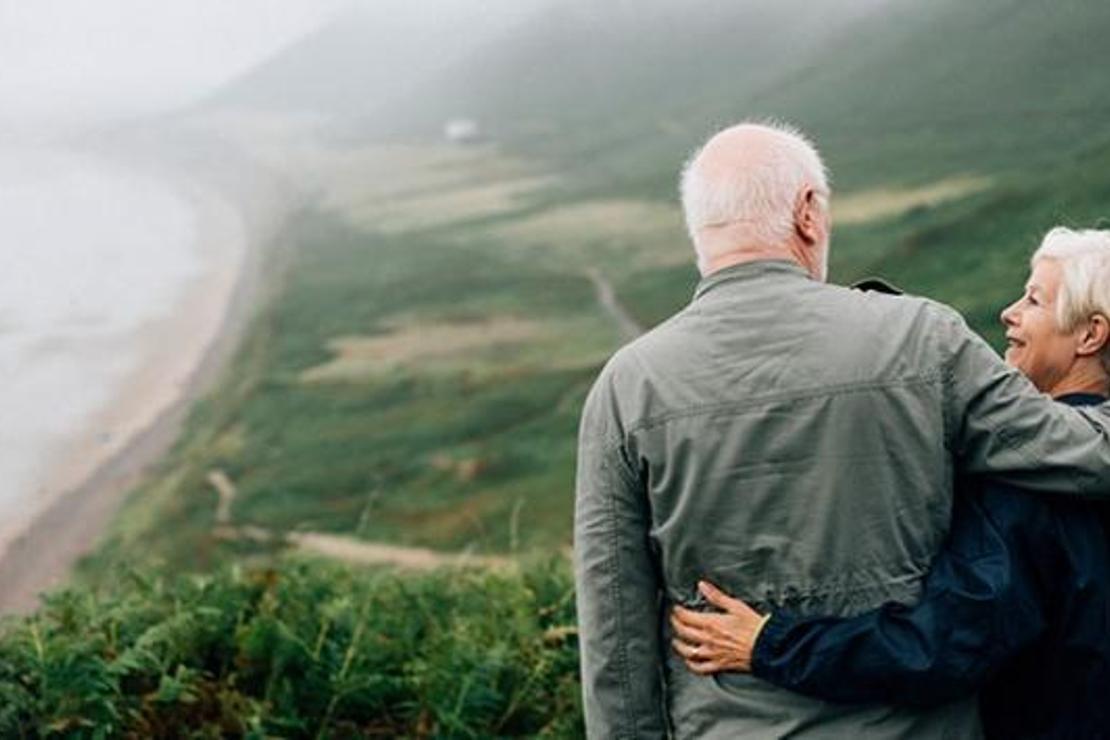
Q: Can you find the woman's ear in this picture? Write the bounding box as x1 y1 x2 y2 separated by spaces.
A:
1076 313 1110 357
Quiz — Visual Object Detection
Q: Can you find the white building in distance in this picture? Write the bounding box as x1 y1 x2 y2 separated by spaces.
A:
444 118 482 144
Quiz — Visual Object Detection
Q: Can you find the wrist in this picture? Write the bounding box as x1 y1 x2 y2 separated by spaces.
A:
751 611 772 647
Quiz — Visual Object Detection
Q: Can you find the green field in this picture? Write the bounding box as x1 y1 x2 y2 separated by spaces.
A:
84 139 1110 578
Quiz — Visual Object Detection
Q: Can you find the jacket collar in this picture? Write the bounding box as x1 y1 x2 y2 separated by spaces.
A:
693 259 811 301
1057 392 1108 407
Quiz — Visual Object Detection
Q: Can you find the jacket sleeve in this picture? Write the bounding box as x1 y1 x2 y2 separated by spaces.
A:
751 490 1051 706
937 305 1110 496
574 369 667 738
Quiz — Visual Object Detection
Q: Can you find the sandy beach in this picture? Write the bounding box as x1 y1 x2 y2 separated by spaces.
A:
0 158 279 614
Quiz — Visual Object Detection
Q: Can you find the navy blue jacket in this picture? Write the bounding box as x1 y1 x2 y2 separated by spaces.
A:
752 393 1110 739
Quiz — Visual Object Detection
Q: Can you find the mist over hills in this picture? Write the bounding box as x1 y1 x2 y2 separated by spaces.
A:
203 2 543 121
208 0 1110 191
206 1 880 139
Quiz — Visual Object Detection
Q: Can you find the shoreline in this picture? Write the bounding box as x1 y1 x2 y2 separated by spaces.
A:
0 158 286 614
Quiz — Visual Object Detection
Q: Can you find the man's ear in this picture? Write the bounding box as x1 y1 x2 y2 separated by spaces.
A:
794 187 821 246
1076 314 1110 357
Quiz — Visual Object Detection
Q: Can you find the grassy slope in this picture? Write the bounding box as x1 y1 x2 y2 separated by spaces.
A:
85 219 605 573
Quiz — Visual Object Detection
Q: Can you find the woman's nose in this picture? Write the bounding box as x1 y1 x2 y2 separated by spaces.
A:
1000 301 1019 328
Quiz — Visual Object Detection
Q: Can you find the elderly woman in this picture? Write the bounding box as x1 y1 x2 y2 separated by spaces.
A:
671 227 1110 738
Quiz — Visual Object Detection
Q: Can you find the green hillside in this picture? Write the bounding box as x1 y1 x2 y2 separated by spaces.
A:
7 0 1110 735
372 0 1110 192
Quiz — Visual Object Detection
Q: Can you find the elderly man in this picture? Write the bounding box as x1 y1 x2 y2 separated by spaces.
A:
573 122 1110 738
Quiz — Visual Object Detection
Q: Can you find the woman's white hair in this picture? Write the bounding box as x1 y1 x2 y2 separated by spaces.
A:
679 120 830 251
1032 226 1110 371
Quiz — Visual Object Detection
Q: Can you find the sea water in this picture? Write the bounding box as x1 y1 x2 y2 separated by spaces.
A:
0 147 203 545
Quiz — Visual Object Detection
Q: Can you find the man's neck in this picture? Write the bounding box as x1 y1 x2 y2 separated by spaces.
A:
701 249 803 278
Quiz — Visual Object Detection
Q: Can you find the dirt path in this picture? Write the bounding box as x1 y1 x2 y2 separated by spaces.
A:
207 470 236 525
288 532 510 569
208 469 510 570
585 267 643 341
213 523 511 570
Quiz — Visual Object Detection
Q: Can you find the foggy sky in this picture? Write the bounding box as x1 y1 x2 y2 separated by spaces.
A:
0 0 544 125
0 0 893 138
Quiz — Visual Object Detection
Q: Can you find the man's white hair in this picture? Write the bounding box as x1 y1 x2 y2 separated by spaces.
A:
680 120 830 253
1032 226 1110 372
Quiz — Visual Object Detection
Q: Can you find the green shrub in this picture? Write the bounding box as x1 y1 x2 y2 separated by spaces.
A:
0 558 582 738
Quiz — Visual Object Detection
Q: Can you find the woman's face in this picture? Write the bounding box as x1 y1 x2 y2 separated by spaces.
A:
1000 258 1080 393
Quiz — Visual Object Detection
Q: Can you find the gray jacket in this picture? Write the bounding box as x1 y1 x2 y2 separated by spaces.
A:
574 260 1110 739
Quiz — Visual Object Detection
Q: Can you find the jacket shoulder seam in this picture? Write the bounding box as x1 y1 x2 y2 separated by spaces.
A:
627 371 946 434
